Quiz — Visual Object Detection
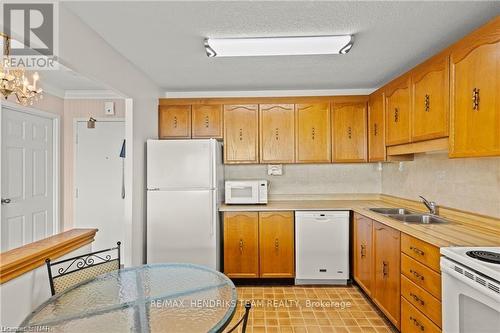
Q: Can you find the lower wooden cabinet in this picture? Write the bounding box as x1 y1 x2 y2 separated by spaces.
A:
401 275 442 327
373 221 401 329
223 212 259 278
401 297 441 333
353 213 373 296
259 212 295 278
223 211 295 278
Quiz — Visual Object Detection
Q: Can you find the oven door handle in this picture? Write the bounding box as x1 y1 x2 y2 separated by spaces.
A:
441 261 500 302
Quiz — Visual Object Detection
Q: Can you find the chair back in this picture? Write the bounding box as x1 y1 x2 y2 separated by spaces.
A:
46 241 121 295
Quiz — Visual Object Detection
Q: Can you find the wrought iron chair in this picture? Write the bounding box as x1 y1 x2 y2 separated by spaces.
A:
226 302 251 333
45 241 121 296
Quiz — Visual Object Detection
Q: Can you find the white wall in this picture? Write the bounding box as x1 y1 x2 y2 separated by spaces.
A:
382 153 500 218
58 5 162 265
225 164 382 196
0 244 91 328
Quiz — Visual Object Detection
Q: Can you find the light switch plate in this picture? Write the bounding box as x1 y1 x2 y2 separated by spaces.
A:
104 101 115 115
268 164 283 176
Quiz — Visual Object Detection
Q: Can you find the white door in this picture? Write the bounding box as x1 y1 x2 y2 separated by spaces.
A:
1 107 55 251
74 120 125 251
146 139 214 190
147 189 218 269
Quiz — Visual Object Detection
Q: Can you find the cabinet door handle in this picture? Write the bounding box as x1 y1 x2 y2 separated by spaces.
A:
311 127 316 140
239 239 244 253
360 244 366 258
410 269 425 281
410 246 425 256
347 126 352 139
382 261 389 277
410 292 425 306
409 316 425 331
472 88 480 111
204 115 210 128
373 123 378 136
275 238 279 251
275 127 279 140
173 116 178 128
394 108 399 122
424 94 430 112
239 128 243 141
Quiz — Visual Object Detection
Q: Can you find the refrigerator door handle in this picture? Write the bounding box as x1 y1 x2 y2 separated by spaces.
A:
211 190 217 237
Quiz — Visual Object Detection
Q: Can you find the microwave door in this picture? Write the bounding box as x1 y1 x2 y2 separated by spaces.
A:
228 184 258 204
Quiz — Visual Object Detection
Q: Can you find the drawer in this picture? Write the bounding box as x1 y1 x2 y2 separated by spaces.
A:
401 275 442 327
402 297 441 333
401 254 441 299
401 234 440 272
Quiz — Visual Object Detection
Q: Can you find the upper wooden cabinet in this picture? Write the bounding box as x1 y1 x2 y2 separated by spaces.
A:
259 104 295 163
223 212 259 278
192 104 223 138
411 53 450 142
368 91 386 161
158 105 192 139
224 105 259 164
353 214 374 296
259 212 295 278
449 18 500 158
295 103 331 163
385 76 411 146
373 221 401 329
332 99 368 162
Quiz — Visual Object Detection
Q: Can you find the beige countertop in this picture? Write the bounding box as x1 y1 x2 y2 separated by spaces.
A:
220 198 500 248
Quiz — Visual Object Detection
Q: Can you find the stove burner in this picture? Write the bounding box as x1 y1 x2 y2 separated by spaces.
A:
466 250 500 264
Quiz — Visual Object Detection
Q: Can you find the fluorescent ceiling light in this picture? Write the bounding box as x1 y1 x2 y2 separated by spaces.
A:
204 35 353 57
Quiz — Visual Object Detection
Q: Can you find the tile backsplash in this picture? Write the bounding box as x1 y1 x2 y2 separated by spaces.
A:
225 164 382 196
382 153 500 218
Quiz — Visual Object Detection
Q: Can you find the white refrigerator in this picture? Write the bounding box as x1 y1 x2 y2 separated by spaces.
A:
146 139 223 270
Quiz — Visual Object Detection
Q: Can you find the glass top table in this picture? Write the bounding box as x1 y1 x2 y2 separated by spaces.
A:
19 263 237 333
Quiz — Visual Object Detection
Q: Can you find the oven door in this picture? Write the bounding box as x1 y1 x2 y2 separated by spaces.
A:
225 182 258 204
441 257 500 333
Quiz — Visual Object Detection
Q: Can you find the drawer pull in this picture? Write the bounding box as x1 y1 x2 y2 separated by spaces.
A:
409 316 425 331
410 246 425 256
410 269 425 281
239 239 244 253
410 292 425 306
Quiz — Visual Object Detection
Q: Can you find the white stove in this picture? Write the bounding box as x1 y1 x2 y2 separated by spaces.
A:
440 247 500 333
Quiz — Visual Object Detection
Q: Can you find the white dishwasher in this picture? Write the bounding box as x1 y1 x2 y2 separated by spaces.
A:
295 211 349 285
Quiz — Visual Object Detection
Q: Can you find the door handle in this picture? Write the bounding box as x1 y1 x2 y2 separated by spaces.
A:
1 198 11 204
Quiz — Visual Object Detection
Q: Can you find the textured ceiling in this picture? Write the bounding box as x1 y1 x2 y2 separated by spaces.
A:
64 1 500 92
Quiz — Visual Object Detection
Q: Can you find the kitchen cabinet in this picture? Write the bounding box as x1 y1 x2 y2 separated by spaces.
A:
332 100 368 162
401 275 442 327
401 254 441 300
385 75 411 146
401 233 440 272
224 105 259 164
368 91 386 161
158 105 191 139
192 104 223 138
373 221 401 329
295 103 331 163
259 212 294 278
353 213 373 296
223 212 259 278
449 19 500 157
401 297 441 333
411 53 450 142
259 104 295 163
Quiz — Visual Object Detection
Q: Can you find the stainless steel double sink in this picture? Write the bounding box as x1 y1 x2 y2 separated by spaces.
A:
368 207 450 224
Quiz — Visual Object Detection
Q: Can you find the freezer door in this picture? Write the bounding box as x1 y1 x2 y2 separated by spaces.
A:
147 139 214 189
147 190 218 269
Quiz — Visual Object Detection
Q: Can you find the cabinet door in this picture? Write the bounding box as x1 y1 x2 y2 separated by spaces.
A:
259 104 295 163
385 77 411 146
332 101 367 162
192 104 223 138
449 22 500 157
223 105 259 163
411 53 450 142
295 103 331 163
368 91 386 161
158 105 191 139
353 214 373 296
223 212 259 278
373 221 401 329
259 212 294 278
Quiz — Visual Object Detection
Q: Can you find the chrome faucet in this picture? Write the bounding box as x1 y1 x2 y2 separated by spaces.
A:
419 196 437 215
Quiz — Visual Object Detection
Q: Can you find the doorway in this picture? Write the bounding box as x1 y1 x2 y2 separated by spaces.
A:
74 119 125 251
1 105 59 251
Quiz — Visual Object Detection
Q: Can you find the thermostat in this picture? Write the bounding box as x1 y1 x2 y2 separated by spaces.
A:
104 101 115 115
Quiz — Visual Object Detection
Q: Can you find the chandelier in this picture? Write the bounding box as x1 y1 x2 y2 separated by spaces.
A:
1 33 43 106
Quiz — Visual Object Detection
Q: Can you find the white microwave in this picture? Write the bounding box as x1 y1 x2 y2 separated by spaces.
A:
225 180 268 204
